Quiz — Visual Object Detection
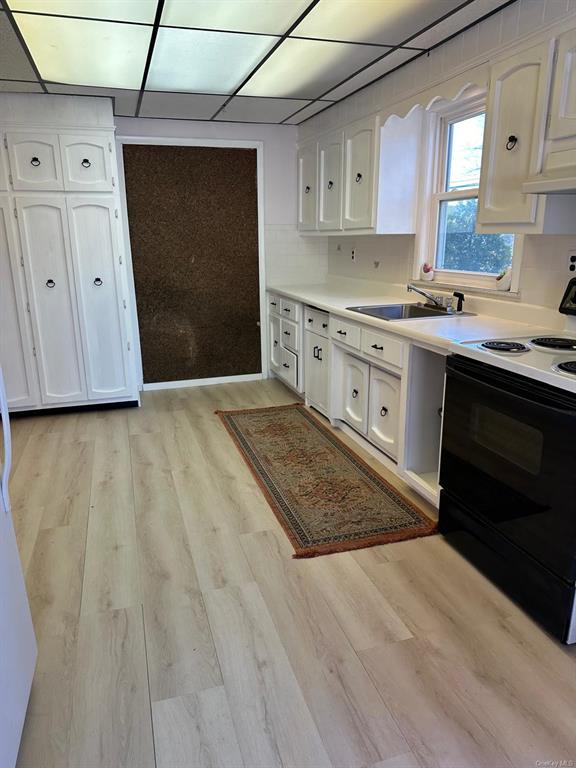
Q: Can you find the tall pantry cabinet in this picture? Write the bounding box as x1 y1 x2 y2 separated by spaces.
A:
0 94 137 411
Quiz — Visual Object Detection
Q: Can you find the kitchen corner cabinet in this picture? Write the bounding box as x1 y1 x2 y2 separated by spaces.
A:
297 142 317 231
478 39 576 234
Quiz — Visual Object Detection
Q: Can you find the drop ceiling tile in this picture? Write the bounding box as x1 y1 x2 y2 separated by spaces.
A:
8 0 158 23
161 0 309 35
407 0 510 50
321 48 417 101
216 96 311 123
0 79 43 92
283 99 334 124
14 14 151 89
293 0 467 45
140 91 228 119
46 83 139 116
0 12 37 81
147 27 278 94
239 37 386 99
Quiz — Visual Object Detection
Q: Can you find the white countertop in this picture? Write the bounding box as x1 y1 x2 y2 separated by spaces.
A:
268 281 548 351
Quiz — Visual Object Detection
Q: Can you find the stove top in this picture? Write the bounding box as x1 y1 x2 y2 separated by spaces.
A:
455 330 576 392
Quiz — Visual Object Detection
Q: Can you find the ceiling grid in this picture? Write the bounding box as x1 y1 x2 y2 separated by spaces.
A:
0 0 513 124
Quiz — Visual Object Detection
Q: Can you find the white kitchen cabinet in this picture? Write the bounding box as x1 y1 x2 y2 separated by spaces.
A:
297 142 317 231
280 347 298 389
0 198 38 408
305 330 330 416
549 29 576 142
6 133 64 191
16 197 87 404
368 366 401 459
343 115 378 230
318 131 343 230
478 41 554 229
60 135 113 192
0 148 7 191
342 354 369 433
280 317 299 352
269 313 281 373
67 197 129 399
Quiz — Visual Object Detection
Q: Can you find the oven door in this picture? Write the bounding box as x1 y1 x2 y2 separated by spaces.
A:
440 355 576 583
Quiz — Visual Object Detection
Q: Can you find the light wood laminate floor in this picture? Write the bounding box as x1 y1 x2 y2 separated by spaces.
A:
11 379 576 768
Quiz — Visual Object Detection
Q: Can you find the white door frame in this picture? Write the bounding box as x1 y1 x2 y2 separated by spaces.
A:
115 135 267 390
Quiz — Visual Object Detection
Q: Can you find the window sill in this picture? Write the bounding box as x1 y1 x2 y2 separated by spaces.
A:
410 279 521 301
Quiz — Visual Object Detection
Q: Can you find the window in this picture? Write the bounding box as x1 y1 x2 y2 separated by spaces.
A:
425 104 518 290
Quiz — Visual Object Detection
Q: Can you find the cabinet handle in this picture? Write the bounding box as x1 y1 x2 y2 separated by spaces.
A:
273 340 278 347
355 172 362 183
380 406 388 417
307 317 313 323
283 330 290 336
283 307 291 313
322 322 328 328
336 329 347 335
371 343 384 351
313 345 319 359
94 277 103 286
327 180 334 190
270 301 277 306
81 158 92 168
46 278 55 288
283 362 290 369
352 388 358 399
438 406 443 417
505 135 518 151
304 185 311 194
30 156 41 167
318 347 323 361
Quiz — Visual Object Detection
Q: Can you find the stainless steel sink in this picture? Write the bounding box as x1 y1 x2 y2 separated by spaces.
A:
347 303 474 320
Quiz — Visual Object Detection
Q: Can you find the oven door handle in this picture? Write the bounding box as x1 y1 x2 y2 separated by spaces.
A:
448 366 576 416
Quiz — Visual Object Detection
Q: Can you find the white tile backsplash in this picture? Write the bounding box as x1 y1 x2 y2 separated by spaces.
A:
265 226 329 285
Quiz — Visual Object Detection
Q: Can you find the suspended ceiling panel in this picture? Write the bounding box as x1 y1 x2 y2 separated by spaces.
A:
1 0 513 123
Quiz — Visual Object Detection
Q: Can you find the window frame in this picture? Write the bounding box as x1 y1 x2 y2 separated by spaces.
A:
420 96 522 292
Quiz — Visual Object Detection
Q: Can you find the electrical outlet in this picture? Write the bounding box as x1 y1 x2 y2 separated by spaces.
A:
351 248 356 261
568 250 576 273
373 260 380 269
336 243 341 251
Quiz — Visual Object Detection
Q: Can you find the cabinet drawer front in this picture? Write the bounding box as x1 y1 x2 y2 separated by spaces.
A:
280 347 298 389
269 314 281 371
304 307 329 337
330 316 361 349
280 318 299 352
7 133 63 191
280 298 300 322
361 328 404 369
268 293 280 314
60 135 113 191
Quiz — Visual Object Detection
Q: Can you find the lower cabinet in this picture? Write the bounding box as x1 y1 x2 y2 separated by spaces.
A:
280 347 298 389
305 330 330 415
269 313 281 373
368 366 401 459
342 354 369 433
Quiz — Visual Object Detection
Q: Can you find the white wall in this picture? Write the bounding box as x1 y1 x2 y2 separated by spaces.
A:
116 117 328 285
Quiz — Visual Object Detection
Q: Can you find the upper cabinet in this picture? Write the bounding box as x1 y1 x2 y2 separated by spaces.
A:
60 135 114 192
297 142 317 231
6 133 64 191
343 116 377 230
298 109 422 235
4 131 115 193
318 131 343 231
0 145 7 191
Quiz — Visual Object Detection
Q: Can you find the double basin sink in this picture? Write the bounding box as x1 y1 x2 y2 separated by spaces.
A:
347 302 473 321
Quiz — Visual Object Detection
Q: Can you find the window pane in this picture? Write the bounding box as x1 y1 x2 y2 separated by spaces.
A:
436 198 514 274
446 113 485 191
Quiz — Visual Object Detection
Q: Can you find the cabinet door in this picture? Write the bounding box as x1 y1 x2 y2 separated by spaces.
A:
67 197 129 399
478 41 554 226
297 143 317 231
548 28 576 141
342 354 369 433
16 198 86 404
60 135 114 191
280 347 298 389
305 331 330 415
7 133 64 191
269 313 281 372
343 116 377 230
368 366 400 459
0 146 8 191
0 199 38 408
318 132 343 230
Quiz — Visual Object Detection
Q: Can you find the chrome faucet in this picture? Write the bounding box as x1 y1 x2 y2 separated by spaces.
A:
406 283 443 308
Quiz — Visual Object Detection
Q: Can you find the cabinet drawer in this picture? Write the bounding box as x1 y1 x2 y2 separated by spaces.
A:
330 316 361 349
268 293 280 314
280 298 300 322
304 307 329 337
361 328 404 369
280 318 299 352
280 347 298 389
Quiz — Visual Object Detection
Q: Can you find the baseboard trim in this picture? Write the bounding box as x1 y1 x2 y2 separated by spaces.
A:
142 373 263 391
10 400 140 417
